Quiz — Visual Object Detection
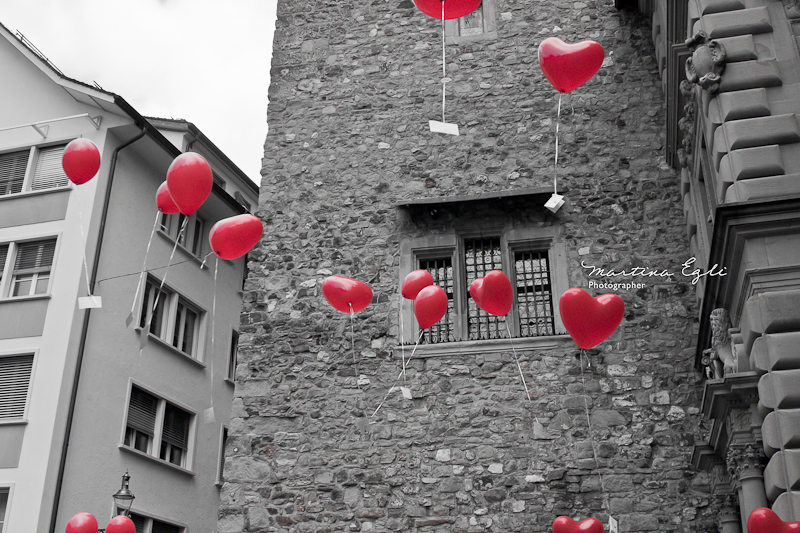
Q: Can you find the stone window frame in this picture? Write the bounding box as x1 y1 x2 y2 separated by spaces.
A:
444 0 498 45
399 225 571 356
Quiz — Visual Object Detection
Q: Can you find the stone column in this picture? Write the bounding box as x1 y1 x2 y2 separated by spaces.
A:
727 445 768 532
719 495 742 533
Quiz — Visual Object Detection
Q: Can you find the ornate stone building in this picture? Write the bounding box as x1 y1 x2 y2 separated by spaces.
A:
217 0 800 532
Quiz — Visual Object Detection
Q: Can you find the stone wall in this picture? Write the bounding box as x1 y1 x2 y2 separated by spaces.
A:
220 1 707 532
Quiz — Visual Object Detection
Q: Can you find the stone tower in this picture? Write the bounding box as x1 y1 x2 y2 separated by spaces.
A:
220 1 705 532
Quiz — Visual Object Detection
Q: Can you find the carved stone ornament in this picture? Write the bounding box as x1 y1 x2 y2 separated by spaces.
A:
686 31 727 93
701 308 735 379
677 80 698 169
785 0 800 19
726 444 766 480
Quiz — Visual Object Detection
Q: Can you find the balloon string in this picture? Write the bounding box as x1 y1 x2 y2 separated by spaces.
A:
75 187 93 298
554 92 562 195
349 303 361 390
143 216 188 337
399 296 406 384
371 330 424 419
129 211 161 324
504 317 535 409
209 256 218 411
441 0 447 124
580 348 608 510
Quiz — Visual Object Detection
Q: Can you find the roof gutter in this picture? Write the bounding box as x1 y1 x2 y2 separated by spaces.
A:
49 127 146 533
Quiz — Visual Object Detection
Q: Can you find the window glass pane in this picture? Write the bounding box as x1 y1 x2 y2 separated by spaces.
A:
173 301 198 354
228 331 239 379
191 217 204 256
418 257 454 344
34 274 50 295
11 275 32 297
0 487 8 530
161 402 190 451
31 145 69 190
515 250 555 337
459 3 485 35
0 150 28 195
151 519 181 533
464 237 504 340
126 386 157 436
0 354 34 420
140 281 170 336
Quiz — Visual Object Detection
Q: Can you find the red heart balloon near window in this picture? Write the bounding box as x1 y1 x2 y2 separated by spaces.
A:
322 276 373 313
413 0 481 19
401 270 434 300
414 285 448 329
105 515 136 533
748 508 800 533
553 517 604 533
538 37 605 93
155 181 180 214
559 288 625 349
209 214 264 260
470 270 513 317
65 512 99 533
62 138 101 185
166 152 213 215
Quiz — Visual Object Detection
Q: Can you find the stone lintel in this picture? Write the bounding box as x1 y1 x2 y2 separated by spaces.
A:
762 410 800 456
699 0 745 16
720 60 783 93
751 332 800 374
740 289 800 352
758 370 800 411
724 174 800 203
765 450 800 500
718 88 769 122
702 7 772 39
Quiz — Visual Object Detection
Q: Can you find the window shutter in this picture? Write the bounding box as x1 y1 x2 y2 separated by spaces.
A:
30 145 69 191
125 512 146 533
161 403 190 449
127 387 157 436
14 239 56 272
151 519 181 533
0 150 29 195
0 354 34 420
0 244 8 282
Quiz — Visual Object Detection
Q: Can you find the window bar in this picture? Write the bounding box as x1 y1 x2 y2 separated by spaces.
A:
516 250 555 337
419 257 453 344
466 237 502 340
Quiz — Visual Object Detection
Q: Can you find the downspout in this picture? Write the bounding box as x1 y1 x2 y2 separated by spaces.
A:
49 127 146 533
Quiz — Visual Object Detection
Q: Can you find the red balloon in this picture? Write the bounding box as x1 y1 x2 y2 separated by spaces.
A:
413 0 481 19
105 516 136 533
156 182 180 214
552 517 603 533
538 37 605 93
471 270 513 317
559 288 625 349
401 270 434 300
209 214 263 260
414 285 448 330
166 152 213 215
65 512 98 533
62 138 101 185
748 508 800 533
322 276 373 313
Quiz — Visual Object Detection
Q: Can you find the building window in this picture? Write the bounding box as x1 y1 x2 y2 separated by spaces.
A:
0 487 9 533
139 277 204 359
8 239 56 297
0 354 34 421
159 213 206 257
400 228 567 344
445 0 497 43
125 511 183 533
227 331 239 380
0 144 70 196
217 425 228 485
124 385 194 469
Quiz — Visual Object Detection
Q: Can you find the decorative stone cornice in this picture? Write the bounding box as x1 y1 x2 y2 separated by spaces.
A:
785 0 800 20
686 31 727 93
727 444 766 482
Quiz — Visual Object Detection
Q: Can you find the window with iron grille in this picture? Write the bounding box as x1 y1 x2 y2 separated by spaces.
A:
401 228 566 345
0 354 34 421
124 384 194 470
139 277 205 359
0 144 70 197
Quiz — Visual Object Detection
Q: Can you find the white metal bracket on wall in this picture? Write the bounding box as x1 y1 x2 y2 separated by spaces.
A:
0 112 102 139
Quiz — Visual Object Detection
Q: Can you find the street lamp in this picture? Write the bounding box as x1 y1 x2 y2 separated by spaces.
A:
111 471 135 516
66 473 136 533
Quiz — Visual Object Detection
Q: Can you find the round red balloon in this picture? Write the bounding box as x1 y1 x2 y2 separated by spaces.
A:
105 515 136 533
322 276 373 313
401 270 434 300
748 508 800 533
538 37 605 93
414 285 448 330
62 138 101 185
166 152 213 215
552 516 604 533
209 214 264 260
471 270 513 317
413 0 481 19
559 288 625 349
65 512 98 533
156 182 180 214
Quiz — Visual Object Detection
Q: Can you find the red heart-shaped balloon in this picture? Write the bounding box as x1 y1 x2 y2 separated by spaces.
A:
748 508 800 533
414 285 448 329
472 270 513 317
62 138 101 185
560 288 625 349
156 181 180 214
402 270 434 300
209 214 264 260
538 37 605 93
413 0 482 19
105 515 136 533
65 512 98 533
322 276 373 313
553 516 604 533
166 152 213 215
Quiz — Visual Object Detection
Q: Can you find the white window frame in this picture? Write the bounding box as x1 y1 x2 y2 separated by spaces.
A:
0 484 14 533
0 143 72 197
159 212 206 258
216 424 228 486
399 226 569 346
122 383 196 472
0 351 36 423
0 237 58 300
139 276 206 360
444 0 498 44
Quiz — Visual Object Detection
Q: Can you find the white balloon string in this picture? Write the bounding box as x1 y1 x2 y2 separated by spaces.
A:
441 0 447 123
580 348 608 509
349 303 361 389
504 318 538 424
554 92 562 195
129 211 161 322
371 330 424 419
75 187 93 298
199 251 214 269
400 296 407 384
144 216 187 335
209 256 218 410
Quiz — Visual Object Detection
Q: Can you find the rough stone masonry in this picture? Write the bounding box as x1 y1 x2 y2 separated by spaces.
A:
219 1 709 532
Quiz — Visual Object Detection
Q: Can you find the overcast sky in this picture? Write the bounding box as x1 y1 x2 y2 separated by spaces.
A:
1 0 278 184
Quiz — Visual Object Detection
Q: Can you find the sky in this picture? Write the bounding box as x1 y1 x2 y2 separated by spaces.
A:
0 0 278 184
